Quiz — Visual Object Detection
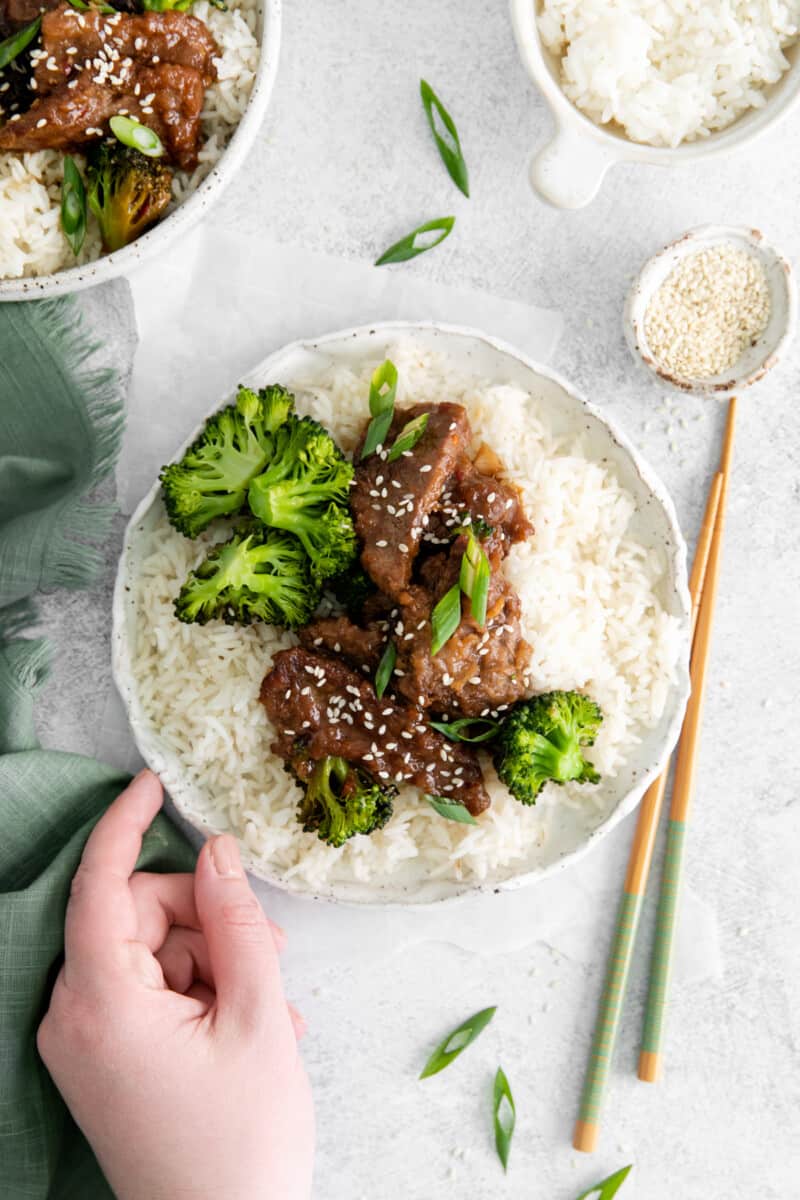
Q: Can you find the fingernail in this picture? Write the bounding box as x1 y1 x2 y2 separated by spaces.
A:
209 835 242 878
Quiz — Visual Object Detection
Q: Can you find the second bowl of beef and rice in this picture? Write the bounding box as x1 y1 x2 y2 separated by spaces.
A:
0 0 280 294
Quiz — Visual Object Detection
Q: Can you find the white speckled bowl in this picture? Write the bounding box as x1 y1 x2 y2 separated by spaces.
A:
0 0 281 301
112 322 691 906
624 225 796 398
510 0 800 209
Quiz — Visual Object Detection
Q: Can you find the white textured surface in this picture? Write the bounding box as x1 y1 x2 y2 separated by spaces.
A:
32 0 800 1196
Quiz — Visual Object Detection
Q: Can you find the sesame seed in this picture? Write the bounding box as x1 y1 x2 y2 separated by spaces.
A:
35 118 47 128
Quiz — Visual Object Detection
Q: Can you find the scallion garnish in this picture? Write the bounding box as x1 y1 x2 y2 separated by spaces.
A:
420 79 469 198
66 0 115 13
459 529 491 627
493 1067 516 1172
430 581 461 655
374 640 396 700
375 216 455 266
419 1006 496 1079
60 156 87 257
426 795 478 825
360 359 397 460
0 16 40 70
109 114 164 158
428 716 500 744
386 412 429 463
575 1165 633 1200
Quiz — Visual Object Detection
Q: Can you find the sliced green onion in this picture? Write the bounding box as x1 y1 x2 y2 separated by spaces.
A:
375 216 455 266
430 581 461 655
360 359 397 460
419 1006 496 1079
428 716 500 744
109 114 164 158
0 16 40 70
493 1067 516 1172
459 529 491 627
575 1165 633 1200
426 795 478 825
66 0 116 13
386 412 429 463
420 79 469 198
374 640 396 700
60 156 87 257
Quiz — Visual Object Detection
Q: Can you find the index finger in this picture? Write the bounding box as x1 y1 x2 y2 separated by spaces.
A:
64 770 164 990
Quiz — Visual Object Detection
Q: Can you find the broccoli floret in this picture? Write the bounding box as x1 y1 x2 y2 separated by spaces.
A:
247 416 358 583
174 525 320 628
160 385 295 538
493 691 603 805
329 563 376 619
296 756 395 847
86 141 172 252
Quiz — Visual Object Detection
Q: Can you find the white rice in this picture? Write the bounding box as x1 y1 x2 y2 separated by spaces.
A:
537 0 800 147
0 0 259 279
128 342 684 893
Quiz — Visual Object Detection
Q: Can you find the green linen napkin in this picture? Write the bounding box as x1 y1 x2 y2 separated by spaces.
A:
0 297 196 1199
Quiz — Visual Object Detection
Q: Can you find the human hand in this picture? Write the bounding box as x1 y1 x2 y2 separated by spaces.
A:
37 771 314 1200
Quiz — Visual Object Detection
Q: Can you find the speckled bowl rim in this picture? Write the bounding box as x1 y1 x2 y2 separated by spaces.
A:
112 320 692 908
0 0 281 301
623 224 797 398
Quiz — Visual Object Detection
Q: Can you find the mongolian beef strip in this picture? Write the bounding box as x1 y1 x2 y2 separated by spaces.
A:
260 647 490 815
298 614 387 676
351 401 471 602
0 64 205 168
393 535 533 717
0 5 217 168
0 0 58 36
425 449 532 553
33 7 217 92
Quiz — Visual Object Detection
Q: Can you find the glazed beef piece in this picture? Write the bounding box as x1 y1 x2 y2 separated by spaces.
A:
393 536 533 718
0 0 58 35
351 401 471 602
260 647 490 815
298 614 387 675
0 4 217 168
33 6 218 92
424 451 532 554
0 63 206 168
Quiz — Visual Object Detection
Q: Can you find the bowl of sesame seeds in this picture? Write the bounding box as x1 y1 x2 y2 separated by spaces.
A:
624 225 796 397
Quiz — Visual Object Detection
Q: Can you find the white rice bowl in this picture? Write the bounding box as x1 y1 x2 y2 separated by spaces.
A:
0 0 261 279
115 327 690 905
537 0 800 148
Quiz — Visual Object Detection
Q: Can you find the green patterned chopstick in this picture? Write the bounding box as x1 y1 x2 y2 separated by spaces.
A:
640 398 736 1082
573 464 725 1153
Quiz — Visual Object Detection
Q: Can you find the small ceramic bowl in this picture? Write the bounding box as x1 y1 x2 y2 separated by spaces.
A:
0 0 281 301
623 225 796 398
509 0 800 209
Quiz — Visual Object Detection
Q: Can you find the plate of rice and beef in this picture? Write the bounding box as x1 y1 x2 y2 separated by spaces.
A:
0 0 280 292
112 323 691 905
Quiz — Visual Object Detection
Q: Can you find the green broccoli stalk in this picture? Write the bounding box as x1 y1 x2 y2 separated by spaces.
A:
160 385 295 538
175 525 320 628
296 756 395 847
247 416 358 583
86 141 173 252
493 691 603 805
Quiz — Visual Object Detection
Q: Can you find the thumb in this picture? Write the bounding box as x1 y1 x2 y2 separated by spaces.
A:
194 835 285 1030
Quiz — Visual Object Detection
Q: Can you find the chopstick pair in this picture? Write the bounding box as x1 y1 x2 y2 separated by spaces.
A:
573 398 737 1154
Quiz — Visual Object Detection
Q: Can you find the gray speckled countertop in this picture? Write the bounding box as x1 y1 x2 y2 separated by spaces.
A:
31 1 800 1196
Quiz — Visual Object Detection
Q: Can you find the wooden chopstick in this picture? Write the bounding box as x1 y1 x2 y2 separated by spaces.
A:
638 395 736 1082
572 464 725 1154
